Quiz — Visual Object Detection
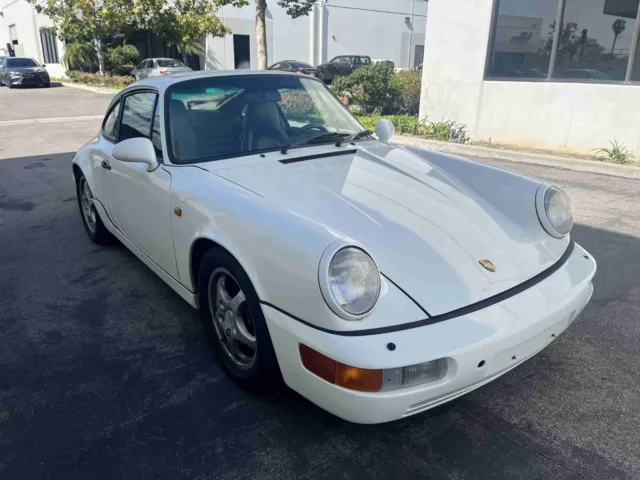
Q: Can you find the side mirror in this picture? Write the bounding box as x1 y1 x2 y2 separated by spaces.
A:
375 118 395 142
42 64 46 68
112 137 159 172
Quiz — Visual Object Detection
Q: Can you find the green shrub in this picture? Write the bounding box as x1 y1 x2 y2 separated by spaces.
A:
355 114 468 143
105 44 139 75
394 70 421 115
62 42 97 72
332 62 400 114
594 140 635 164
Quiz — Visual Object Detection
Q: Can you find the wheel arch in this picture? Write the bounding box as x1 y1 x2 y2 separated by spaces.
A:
189 236 265 301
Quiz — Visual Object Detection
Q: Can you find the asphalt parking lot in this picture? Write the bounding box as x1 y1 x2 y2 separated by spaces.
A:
1 85 640 480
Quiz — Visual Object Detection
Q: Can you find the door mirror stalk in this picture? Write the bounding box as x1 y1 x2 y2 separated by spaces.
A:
112 137 159 172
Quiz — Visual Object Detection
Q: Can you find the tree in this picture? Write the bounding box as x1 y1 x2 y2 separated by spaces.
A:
611 18 627 55
255 0 315 69
30 0 134 75
30 0 247 75
544 21 605 67
139 0 247 63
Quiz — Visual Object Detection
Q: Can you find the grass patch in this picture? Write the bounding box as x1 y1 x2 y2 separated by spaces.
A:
593 140 636 164
355 114 469 143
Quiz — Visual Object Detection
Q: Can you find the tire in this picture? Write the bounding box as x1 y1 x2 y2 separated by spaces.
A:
198 248 283 392
76 173 115 245
43 82 51 88
7 83 13 89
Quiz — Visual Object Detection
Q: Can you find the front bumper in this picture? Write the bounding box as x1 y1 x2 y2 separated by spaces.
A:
263 242 596 424
8 74 49 86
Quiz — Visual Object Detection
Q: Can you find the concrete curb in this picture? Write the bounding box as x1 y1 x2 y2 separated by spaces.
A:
57 81 120 95
392 135 640 180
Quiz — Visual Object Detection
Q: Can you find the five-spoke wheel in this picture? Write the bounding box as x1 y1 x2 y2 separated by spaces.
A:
208 268 257 369
198 248 282 390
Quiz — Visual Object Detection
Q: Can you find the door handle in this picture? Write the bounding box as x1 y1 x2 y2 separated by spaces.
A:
101 160 111 170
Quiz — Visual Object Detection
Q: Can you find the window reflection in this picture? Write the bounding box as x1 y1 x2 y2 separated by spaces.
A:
488 0 560 79
553 0 637 81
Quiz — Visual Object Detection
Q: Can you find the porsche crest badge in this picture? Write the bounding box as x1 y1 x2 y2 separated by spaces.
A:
479 259 496 272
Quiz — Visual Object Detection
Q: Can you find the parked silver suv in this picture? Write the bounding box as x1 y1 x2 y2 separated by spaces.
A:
131 58 192 81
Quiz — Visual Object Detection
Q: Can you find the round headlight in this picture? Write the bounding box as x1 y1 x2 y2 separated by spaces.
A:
319 244 381 320
536 184 573 238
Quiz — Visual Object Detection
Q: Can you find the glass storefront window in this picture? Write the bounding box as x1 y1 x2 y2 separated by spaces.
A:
553 0 637 81
487 0 561 79
487 0 640 83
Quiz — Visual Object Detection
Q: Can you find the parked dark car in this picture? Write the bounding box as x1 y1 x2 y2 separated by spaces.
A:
268 60 323 80
0 57 50 88
316 55 372 83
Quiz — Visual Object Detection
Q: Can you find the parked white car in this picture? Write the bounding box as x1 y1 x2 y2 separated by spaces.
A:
73 71 596 424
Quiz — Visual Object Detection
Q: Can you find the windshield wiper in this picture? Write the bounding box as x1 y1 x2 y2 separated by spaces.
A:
280 132 348 154
335 130 374 146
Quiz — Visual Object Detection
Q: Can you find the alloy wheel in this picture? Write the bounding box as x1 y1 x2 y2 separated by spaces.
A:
208 268 257 369
79 178 97 234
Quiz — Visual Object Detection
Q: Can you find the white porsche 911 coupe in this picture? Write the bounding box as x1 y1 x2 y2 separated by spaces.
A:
73 71 596 424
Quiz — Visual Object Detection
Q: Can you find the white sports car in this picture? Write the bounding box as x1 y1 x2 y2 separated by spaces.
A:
73 71 596 424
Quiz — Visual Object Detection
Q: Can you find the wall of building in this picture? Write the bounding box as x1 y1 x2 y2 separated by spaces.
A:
321 0 428 68
419 0 640 156
207 0 427 70
0 0 66 77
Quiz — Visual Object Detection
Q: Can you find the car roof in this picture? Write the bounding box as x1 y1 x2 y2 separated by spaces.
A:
130 70 304 92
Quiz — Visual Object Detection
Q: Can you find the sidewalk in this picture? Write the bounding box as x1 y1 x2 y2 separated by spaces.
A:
392 135 640 180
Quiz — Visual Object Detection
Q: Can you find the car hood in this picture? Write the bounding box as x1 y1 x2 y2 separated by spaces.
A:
205 143 569 316
6 67 45 73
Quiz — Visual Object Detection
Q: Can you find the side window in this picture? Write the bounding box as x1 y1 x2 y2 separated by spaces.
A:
119 92 158 142
281 62 291 70
102 101 121 140
150 100 163 159
340 57 351 64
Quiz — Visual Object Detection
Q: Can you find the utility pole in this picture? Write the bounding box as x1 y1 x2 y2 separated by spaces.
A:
407 0 415 68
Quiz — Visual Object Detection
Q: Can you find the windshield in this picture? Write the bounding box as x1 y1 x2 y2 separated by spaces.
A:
6 58 38 68
290 62 312 69
157 59 185 68
166 75 364 163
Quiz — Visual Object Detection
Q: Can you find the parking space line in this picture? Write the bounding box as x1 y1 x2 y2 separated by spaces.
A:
0 115 103 127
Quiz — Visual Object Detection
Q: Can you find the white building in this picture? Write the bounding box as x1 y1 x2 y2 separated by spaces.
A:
420 0 640 156
0 0 426 78
0 0 66 77
206 0 427 70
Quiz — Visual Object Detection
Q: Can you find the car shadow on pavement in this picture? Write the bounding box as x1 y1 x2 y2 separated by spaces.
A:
0 151 638 480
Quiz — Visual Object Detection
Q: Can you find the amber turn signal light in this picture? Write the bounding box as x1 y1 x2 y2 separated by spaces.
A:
299 344 383 392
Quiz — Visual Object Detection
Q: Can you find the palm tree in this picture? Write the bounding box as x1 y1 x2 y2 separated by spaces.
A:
611 18 627 55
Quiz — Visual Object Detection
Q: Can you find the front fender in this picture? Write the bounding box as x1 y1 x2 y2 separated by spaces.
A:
169 166 426 333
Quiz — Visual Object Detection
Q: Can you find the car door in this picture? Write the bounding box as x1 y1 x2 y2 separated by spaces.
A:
147 60 159 78
338 56 352 76
140 60 153 79
104 89 179 278
323 57 341 80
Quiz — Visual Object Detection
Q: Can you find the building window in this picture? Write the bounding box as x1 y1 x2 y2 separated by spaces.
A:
40 31 59 64
553 0 636 81
486 0 640 84
487 0 559 79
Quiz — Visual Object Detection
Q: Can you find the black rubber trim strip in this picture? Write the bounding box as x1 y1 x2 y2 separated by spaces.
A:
260 241 576 337
279 149 357 165
381 272 432 317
